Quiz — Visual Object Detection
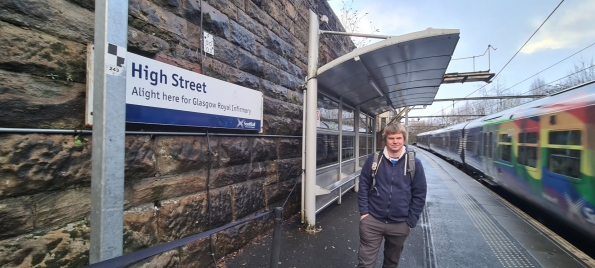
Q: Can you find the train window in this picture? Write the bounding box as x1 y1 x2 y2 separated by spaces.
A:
499 134 512 142
548 148 581 179
549 130 581 145
499 145 512 162
518 131 538 167
518 146 537 167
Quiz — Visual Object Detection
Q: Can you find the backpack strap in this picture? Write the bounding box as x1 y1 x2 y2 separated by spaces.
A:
370 150 383 194
407 149 416 180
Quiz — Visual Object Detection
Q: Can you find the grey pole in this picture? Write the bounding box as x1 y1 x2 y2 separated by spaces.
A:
90 0 128 263
337 99 343 205
305 9 319 231
269 207 283 268
405 109 409 145
354 107 360 175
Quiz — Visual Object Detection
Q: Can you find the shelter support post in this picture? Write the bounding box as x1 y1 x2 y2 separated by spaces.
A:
405 110 409 145
354 106 360 192
90 0 128 263
304 9 319 231
301 89 307 223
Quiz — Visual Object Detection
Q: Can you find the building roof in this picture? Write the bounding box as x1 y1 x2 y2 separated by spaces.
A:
317 28 460 115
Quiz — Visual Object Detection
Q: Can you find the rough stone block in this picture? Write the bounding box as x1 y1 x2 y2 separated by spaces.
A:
261 1 292 33
206 0 238 21
214 216 272 258
125 135 158 181
128 249 180 268
201 1 230 39
0 221 90 268
154 136 210 176
0 134 92 199
212 35 239 68
218 137 251 166
156 52 202 74
0 0 94 43
231 68 260 90
210 163 252 188
129 0 202 49
127 170 207 208
159 188 232 241
251 161 278 185
158 193 208 241
263 96 302 119
203 57 233 82
251 138 277 163
264 177 299 208
35 188 91 230
265 29 295 61
128 27 171 56
237 49 263 77
276 157 301 182
262 115 301 136
278 139 301 159
261 79 303 105
0 21 87 83
179 237 214 268
124 204 160 253
263 62 301 90
237 8 267 43
231 179 265 220
0 70 86 129
260 46 290 74
0 196 34 239
231 20 257 55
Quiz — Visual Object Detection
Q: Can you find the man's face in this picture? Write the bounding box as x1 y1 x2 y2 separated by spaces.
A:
386 133 405 154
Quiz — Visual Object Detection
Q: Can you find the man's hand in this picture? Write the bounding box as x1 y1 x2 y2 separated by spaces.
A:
360 214 369 220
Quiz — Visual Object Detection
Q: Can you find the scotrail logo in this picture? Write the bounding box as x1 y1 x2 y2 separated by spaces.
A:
236 119 256 129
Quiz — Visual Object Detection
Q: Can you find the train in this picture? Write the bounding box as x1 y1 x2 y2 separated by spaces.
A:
416 80 595 240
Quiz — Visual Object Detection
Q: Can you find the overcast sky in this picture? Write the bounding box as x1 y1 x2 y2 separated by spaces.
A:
327 0 595 117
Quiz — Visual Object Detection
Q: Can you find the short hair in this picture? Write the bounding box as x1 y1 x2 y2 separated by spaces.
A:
382 123 408 142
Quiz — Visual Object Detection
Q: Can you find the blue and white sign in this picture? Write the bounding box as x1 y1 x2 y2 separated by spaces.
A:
125 52 262 130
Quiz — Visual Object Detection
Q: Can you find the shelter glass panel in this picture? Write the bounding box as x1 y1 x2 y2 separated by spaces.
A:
359 113 368 133
317 134 339 167
318 93 339 130
342 107 355 132
368 137 374 154
359 136 367 157
342 135 355 160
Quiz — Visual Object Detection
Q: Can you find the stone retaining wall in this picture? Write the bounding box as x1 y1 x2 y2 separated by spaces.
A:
0 0 353 266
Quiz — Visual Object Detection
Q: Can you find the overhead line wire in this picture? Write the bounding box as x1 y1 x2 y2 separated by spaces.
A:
432 0 565 116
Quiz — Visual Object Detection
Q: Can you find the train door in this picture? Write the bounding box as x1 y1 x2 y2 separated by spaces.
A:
482 125 496 180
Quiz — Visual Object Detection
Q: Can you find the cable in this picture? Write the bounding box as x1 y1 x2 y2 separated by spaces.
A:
206 130 218 267
433 0 565 116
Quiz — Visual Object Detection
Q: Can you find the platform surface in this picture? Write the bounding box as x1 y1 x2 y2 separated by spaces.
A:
225 149 593 268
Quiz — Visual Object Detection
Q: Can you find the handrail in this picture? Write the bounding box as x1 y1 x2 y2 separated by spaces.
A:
85 211 272 268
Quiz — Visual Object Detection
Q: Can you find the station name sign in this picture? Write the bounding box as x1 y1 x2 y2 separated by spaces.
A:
125 52 262 130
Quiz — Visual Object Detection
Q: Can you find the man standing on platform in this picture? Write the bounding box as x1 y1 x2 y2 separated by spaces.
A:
357 123 427 268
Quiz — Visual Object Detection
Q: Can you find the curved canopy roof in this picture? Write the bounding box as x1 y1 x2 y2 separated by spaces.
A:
317 28 460 115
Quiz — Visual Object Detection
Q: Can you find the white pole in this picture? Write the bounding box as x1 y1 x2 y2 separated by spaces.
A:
305 9 319 231
405 109 409 145
354 106 360 192
301 89 307 223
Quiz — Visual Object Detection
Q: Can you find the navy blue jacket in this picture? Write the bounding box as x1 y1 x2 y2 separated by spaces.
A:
358 146 427 228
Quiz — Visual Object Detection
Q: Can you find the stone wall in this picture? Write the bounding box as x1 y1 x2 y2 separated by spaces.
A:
0 0 353 267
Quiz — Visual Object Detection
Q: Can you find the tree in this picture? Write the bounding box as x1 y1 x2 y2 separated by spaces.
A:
338 0 379 48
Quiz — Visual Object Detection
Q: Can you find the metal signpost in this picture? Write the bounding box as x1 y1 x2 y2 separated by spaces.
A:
90 0 128 263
